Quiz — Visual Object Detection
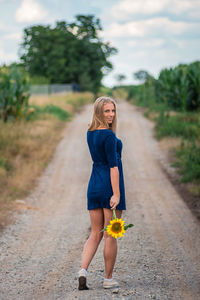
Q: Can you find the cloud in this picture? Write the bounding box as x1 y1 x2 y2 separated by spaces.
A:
104 18 200 39
112 0 168 18
111 0 200 21
15 0 48 23
127 38 165 48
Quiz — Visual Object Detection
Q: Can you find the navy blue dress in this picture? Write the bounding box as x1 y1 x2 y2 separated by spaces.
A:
87 129 126 210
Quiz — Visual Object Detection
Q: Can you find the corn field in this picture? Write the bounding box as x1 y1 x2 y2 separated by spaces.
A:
128 61 200 112
0 65 30 122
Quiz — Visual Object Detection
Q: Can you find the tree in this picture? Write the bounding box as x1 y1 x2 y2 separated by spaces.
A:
115 74 126 85
133 70 151 82
20 15 117 93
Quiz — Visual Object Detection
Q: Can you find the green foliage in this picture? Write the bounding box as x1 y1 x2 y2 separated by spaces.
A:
133 70 151 82
124 224 134 230
126 85 141 102
20 15 117 93
155 112 200 140
126 62 200 187
0 65 30 122
127 77 156 108
186 61 200 110
172 141 200 183
156 62 200 111
28 75 50 85
128 61 200 112
28 104 72 121
0 157 11 171
114 74 126 85
155 64 188 111
98 85 113 97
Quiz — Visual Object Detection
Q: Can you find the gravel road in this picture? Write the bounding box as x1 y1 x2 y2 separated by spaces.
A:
0 99 199 300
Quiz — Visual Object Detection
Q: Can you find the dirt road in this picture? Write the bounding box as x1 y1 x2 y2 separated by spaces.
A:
0 99 199 300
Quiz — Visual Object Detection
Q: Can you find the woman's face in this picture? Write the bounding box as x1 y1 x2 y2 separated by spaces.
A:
103 103 115 125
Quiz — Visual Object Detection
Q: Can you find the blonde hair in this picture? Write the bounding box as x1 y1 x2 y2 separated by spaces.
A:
88 96 117 133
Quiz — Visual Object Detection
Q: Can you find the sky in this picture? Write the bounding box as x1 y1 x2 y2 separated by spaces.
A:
0 0 200 87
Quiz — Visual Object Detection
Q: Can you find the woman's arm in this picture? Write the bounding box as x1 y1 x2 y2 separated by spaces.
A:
110 166 120 210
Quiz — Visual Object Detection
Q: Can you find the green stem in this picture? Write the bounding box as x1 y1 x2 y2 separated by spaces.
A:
113 209 117 220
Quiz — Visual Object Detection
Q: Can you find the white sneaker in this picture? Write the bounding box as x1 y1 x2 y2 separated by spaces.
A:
78 268 89 290
103 278 119 289
78 268 88 277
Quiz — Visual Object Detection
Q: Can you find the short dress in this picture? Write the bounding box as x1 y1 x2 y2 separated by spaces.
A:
87 129 126 210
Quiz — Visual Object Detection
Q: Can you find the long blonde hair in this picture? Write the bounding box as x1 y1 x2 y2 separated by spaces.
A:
88 96 117 133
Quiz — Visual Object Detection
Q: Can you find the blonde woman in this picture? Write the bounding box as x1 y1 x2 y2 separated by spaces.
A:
78 96 126 290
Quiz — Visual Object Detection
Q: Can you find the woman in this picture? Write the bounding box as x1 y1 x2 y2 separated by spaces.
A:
78 96 126 290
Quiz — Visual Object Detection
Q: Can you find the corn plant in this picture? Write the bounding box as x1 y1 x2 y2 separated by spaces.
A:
187 61 200 110
129 61 200 112
0 65 30 122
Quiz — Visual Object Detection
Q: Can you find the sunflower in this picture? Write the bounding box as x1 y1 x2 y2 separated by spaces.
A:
106 218 125 239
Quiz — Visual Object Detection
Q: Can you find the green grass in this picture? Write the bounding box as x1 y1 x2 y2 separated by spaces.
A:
172 141 200 183
155 112 200 140
27 104 72 121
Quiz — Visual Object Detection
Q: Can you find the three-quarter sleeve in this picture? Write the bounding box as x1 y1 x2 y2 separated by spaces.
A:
104 133 118 168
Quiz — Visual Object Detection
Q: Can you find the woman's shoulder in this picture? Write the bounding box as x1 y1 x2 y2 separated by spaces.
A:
87 129 115 136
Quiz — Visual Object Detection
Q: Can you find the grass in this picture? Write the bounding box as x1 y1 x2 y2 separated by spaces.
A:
29 91 94 113
0 91 94 230
155 111 200 140
28 104 72 121
172 140 200 184
65 92 94 107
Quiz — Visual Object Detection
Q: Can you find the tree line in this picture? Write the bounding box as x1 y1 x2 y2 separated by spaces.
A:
19 15 117 94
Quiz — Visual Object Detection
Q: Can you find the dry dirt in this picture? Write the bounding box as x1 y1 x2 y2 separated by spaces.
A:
0 99 199 300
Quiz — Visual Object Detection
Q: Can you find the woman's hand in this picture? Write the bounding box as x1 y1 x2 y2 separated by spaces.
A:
110 167 120 210
110 194 120 210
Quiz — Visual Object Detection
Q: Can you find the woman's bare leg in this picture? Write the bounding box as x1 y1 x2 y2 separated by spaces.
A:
81 208 104 270
103 208 122 279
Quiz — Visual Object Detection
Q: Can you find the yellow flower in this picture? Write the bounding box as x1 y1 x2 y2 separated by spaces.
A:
106 218 125 239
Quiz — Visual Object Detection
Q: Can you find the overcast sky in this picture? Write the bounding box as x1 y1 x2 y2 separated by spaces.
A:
0 0 200 86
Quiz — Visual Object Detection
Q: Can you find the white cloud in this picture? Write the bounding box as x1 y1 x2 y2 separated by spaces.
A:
111 0 200 20
127 38 165 48
104 18 200 39
112 0 168 18
15 0 48 23
171 0 200 13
